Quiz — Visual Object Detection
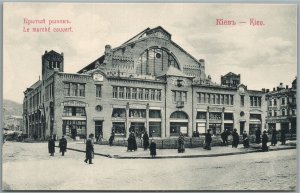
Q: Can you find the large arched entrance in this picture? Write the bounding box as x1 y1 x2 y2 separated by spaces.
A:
170 111 189 136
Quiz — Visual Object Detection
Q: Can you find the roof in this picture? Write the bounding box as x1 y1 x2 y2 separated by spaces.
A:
222 72 240 77
77 55 105 73
122 26 171 46
157 65 194 78
29 80 42 90
43 50 63 62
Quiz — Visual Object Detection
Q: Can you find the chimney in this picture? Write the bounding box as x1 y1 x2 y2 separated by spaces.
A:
280 82 283 87
286 85 289 89
199 59 205 68
105 45 112 54
262 88 265 92
266 89 269 93
273 88 276 91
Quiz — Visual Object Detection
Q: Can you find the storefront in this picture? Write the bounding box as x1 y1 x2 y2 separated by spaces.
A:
170 111 189 136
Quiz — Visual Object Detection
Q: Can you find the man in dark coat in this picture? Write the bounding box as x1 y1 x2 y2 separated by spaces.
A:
203 129 212 150
84 134 94 164
143 131 149 150
232 129 239 148
177 133 185 153
271 127 278 146
221 129 229 146
48 135 55 156
242 130 249 148
149 140 156 158
280 128 286 145
255 128 261 144
59 135 67 156
127 132 137 151
109 131 115 146
262 130 269 152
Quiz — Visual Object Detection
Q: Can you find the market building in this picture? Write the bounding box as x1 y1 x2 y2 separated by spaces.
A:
23 26 294 140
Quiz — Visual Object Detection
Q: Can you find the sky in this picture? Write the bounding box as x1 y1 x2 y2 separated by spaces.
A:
3 3 297 104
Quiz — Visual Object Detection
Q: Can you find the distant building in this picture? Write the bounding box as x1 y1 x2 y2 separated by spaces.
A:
22 26 294 140
265 79 297 133
4 115 23 132
221 72 240 87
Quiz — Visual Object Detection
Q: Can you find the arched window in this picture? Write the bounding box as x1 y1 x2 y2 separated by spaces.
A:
136 48 180 76
170 111 188 119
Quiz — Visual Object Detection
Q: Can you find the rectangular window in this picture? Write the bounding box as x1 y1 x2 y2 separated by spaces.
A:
250 96 254 106
220 95 224 104
112 122 126 137
274 110 277 116
156 90 161 101
282 98 285 105
119 87 124 99
269 100 272 106
240 95 244 106
132 88 137 100
150 89 155 100
96 85 102 98
138 88 143 100
230 95 234 105
113 87 117 98
274 99 277 105
197 93 200 103
212 94 215 104
145 89 149 100
258 97 261 107
172 91 176 102
149 110 161 118
71 83 78 96
225 95 229 105
149 122 161 137
207 93 210 104
201 93 205 104
79 84 85 97
196 112 206 119
254 97 257 106
129 109 146 118
125 87 131 99
269 111 272 117
216 94 220 104
182 92 187 102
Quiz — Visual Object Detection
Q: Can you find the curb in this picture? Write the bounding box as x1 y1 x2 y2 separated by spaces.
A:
58 146 296 159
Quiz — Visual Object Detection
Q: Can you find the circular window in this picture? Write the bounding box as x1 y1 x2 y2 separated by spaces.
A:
240 111 245 117
156 53 161 58
95 105 103 112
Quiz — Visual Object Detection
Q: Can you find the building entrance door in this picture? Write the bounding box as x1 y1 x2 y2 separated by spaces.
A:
240 122 245 135
95 121 103 141
130 122 145 139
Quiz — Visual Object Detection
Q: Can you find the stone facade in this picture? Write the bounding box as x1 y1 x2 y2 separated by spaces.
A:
22 26 295 141
265 80 297 133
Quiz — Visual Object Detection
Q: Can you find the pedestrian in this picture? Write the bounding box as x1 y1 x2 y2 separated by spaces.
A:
262 130 269 152
109 131 115 146
149 139 156 158
271 127 278 146
255 128 261 144
84 133 94 164
242 130 249 148
143 131 149 150
280 128 286 145
221 129 229 146
48 135 55 156
59 135 67 156
232 128 239 148
127 132 137 151
177 132 185 153
203 129 212 150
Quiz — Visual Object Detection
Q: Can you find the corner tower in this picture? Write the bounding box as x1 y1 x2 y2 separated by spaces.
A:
42 50 64 80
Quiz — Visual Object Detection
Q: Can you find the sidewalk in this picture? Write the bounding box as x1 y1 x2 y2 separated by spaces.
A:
64 140 296 159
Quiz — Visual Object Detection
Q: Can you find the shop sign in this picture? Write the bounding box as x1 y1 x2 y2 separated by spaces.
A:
62 100 87 107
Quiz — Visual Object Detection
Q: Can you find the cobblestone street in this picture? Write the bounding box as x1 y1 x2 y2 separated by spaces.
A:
2 141 297 191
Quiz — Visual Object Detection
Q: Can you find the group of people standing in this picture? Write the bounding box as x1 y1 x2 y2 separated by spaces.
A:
127 131 157 157
47 135 67 156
